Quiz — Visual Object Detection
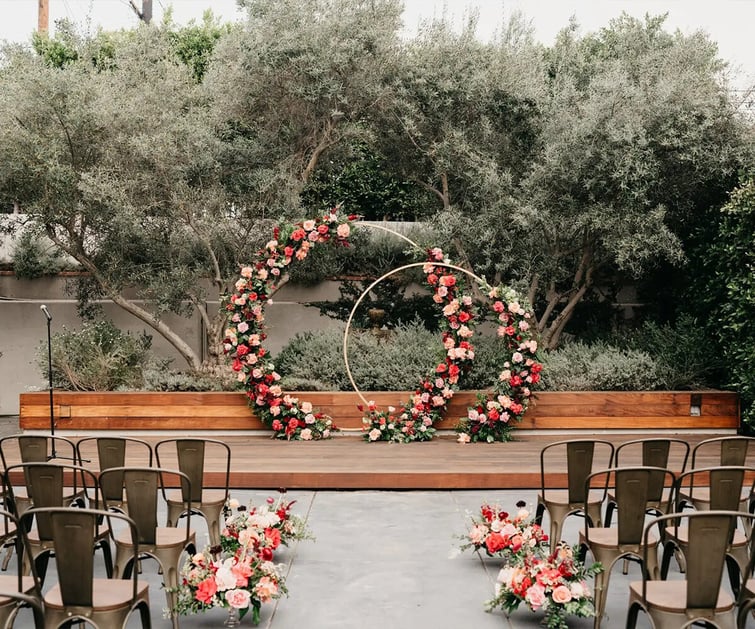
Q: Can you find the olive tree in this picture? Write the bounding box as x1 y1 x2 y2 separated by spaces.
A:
426 14 751 348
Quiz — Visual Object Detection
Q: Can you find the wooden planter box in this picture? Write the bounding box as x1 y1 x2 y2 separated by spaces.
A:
18 390 739 432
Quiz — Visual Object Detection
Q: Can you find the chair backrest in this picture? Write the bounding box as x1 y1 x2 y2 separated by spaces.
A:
690 436 755 468
642 511 755 609
0 434 79 470
585 466 676 545
99 466 191 546
76 437 153 503
4 462 99 539
614 438 690 475
675 465 755 511
540 439 615 503
20 507 140 609
155 438 231 503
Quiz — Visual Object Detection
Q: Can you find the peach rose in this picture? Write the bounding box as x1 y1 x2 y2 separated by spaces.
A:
551 585 572 604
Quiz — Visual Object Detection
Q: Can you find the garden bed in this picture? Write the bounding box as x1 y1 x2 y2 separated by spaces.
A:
18 390 739 432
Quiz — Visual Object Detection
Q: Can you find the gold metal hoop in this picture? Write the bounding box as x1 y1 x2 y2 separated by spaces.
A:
342 243 487 413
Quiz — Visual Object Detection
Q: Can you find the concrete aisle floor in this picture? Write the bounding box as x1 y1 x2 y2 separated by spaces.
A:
8 488 718 629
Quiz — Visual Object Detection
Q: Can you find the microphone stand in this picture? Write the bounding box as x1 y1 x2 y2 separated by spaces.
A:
40 306 88 464
42 306 56 457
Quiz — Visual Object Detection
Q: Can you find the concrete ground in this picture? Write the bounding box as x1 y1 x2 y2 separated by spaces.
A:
11 487 750 629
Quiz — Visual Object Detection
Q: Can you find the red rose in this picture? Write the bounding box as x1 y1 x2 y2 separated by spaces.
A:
458 311 471 323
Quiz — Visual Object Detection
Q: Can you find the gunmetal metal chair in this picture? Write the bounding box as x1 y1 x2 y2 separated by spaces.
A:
155 438 230 547
101 466 195 629
661 466 755 595
535 439 615 546
0 508 43 629
4 462 112 580
22 507 151 629
604 438 689 526
76 436 154 515
627 510 755 629
579 466 676 629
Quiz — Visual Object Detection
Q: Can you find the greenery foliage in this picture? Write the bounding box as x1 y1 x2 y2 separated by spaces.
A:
11 225 67 278
36 320 152 391
1 3 752 386
700 177 755 424
274 324 714 392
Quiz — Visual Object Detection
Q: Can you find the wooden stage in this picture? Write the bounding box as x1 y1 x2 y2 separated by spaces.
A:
22 431 736 490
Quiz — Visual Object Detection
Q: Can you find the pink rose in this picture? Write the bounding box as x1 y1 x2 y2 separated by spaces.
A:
337 223 350 238
225 588 251 609
525 583 547 610
551 585 572 604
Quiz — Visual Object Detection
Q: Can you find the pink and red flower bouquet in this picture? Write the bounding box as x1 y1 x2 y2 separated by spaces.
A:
172 491 312 624
459 501 548 559
486 542 602 629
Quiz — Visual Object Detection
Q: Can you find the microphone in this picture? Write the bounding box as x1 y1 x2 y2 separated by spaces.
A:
40 304 52 321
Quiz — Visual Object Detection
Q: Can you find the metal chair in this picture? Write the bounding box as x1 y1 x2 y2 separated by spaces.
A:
579 466 676 629
627 510 755 629
76 436 154 515
0 434 83 517
678 436 755 515
604 437 689 526
22 506 151 629
661 466 755 595
155 438 230 547
101 466 195 629
3 462 112 580
535 439 615 545
0 509 43 629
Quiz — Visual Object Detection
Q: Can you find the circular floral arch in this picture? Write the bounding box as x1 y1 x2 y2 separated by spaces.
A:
224 212 543 442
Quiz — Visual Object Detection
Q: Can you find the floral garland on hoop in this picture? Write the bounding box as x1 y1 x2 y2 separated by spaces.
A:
225 216 543 442
360 247 543 443
223 211 355 440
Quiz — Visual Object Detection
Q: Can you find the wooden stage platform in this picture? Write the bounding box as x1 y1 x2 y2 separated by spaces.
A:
31 431 738 490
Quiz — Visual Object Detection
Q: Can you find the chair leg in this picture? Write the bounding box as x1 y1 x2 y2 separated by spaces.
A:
98 540 113 578
625 601 641 629
138 600 152 629
604 501 616 527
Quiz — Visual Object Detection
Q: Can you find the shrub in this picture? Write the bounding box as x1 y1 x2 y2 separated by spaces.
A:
624 314 721 390
37 320 152 391
274 321 445 391
541 341 660 391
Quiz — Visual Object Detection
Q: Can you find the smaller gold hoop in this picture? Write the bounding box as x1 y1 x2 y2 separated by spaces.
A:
342 260 487 411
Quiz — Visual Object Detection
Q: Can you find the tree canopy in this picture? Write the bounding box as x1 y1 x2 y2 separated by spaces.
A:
0 5 752 374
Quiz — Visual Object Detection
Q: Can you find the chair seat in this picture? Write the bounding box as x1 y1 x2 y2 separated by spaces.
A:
678 487 749 506
0 574 38 604
581 528 658 550
665 525 747 547
45 579 149 611
629 580 734 613
540 489 605 508
115 526 194 549
165 488 226 507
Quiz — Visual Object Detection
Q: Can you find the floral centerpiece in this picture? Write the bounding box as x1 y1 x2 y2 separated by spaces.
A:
172 491 312 624
486 542 602 629
459 501 548 559
458 500 601 629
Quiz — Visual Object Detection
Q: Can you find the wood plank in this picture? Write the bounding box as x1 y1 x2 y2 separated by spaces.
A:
18 390 740 431
3 433 744 490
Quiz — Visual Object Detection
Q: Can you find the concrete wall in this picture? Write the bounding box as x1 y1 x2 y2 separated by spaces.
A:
0 273 345 415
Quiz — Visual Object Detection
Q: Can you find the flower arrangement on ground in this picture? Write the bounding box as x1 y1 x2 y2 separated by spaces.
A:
172 491 312 624
486 542 602 629
459 501 548 559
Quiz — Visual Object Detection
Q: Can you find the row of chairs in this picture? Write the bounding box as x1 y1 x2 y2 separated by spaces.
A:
0 470 190 628
0 434 233 628
0 434 231 546
533 436 755 628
